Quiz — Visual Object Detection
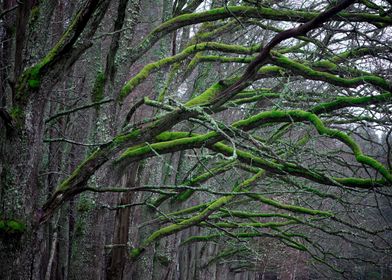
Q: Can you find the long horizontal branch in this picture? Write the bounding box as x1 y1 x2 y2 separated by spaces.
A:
116 108 391 185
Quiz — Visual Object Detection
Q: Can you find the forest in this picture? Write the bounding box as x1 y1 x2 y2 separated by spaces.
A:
0 0 392 279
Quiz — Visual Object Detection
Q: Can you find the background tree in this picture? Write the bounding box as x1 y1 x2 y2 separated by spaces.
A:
1 0 392 279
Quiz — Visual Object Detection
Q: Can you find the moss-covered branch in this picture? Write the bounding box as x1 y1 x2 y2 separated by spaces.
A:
16 0 110 103
310 92 392 114
173 160 236 202
125 5 392 70
41 108 199 223
117 105 391 186
130 170 265 259
120 42 260 101
270 52 392 92
233 110 392 182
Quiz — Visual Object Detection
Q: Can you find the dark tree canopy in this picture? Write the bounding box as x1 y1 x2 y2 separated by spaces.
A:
0 0 392 279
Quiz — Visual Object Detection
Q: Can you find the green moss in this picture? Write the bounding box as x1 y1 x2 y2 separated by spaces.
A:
28 79 40 89
185 79 236 107
112 129 141 145
130 247 142 259
154 6 392 35
215 210 302 222
115 106 391 187
329 47 379 64
172 160 235 202
17 64 42 98
91 71 106 103
155 131 192 141
10 106 23 120
116 132 216 163
227 92 280 107
7 220 25 231
0 219 26 240
257 65 283 75
335 177 385 188
16 5 87 101
313 60 337 70
310 93 392 114
247 193 333 217
56 148 102 192
231 109 392 182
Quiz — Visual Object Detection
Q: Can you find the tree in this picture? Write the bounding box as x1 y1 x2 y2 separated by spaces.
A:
1 0 392 279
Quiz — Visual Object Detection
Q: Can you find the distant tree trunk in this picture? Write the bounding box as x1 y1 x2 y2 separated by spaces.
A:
107 163 141 280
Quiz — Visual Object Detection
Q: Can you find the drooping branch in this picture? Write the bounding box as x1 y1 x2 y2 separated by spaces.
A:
129 170 265 259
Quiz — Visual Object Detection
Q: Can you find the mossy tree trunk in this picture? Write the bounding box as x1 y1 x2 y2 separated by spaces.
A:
0 1 111 278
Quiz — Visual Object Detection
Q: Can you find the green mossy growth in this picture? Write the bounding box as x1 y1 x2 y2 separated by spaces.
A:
313 60 337 70
0 219 26 240
120 41 259 102
91 71 106 103
130 247 142 259
16 6 86 102
27 65 41 89
112 129 141 145
56 147 103 192
28 79 40 89
185 78 236 107
10 106 23 120
16 64 42 103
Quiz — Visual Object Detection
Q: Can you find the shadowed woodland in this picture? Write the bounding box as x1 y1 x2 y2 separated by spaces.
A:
0 0 392 279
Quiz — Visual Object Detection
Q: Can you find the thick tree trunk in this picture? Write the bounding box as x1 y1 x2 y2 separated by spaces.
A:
0 91 47 279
